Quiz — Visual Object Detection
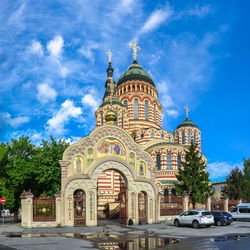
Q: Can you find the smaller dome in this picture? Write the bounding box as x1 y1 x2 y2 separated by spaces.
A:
176 119 198 129
105 110 117 125
117 64 155 86
100 98 125 108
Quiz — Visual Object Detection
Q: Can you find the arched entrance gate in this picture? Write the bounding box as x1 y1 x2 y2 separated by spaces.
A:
63 160 158 227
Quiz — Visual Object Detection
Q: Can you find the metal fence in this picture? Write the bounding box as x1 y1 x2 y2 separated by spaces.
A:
211 200 224 211
33 194 56 221
160 195 183 216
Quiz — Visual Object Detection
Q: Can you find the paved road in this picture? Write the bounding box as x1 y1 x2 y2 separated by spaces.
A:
0 221 249 249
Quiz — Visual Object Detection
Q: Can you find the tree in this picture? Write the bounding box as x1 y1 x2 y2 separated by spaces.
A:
32 136 69 197
224 167 245 200
0 137 37 220
175 143 212 208
243 159 250 202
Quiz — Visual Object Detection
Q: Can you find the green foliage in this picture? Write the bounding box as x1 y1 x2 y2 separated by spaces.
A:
224 167 245 200
223 159 250 202
0 137 37 213
0 136 69 214
174 143 212 208
32 136 69 197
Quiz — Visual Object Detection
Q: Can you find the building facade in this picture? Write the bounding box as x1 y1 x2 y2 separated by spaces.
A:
58 42 207 226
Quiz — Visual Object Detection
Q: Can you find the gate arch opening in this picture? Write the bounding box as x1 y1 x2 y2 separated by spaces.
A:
97 169 128 224
138 191 148 224
73 189 86 226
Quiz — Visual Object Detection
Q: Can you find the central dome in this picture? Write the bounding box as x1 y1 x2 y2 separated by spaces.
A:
117 63 155 86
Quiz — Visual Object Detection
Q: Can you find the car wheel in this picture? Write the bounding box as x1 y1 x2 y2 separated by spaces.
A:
174 219 180 227
216 220 222 226
206 225 211 227
192 220 200 229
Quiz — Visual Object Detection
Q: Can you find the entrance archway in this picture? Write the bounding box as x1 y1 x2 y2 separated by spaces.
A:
73 189 86 226
138 191 147 224
97 169 127 224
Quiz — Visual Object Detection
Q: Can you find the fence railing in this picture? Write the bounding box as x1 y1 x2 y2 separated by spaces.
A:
33 194 56 221
160 195 183 216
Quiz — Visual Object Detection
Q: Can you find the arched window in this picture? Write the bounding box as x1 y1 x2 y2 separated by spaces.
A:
182 131 185 144
141 133 144 138
150 132 155 137
188 131 191 144
121 113 124 128
166 153 172 169
177 154 182 169
133 99 139 119
171 189 177 196
144 100 149 120
156 154 161 170
164 189 169 196
194 132 197 144
123 100 128 108
161 133 164 139
154 104 157 122
115 112 118 126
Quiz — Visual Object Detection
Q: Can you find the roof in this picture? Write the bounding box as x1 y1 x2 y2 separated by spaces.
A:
117 63 155 86
99 98 126 108
176 119 198 129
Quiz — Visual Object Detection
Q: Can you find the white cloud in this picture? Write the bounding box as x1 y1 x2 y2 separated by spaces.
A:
36 83 57 104
82 94 99 111
185 5 212 18
46 100 83 135
157 80 175 108
79 41 101 61
166 109 179 118
138 6 173 36
28 40 44 56
47 35 64 57
0 112 30 128
207 161 243 181
120 0 133 8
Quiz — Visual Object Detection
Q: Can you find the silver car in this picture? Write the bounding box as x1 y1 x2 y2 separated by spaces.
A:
173 210 214 229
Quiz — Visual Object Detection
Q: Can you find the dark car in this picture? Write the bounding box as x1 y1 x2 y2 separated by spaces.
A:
211 211 233 226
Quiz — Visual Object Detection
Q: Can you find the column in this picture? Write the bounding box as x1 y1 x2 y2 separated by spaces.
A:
224 198 229 212
55 190 61 226
206 197 211 211
182 194 189 212
20 191 34 228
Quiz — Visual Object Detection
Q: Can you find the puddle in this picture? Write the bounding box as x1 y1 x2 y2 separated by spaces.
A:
97 237 180 250
4 232 117 239
211 234 247 242
4 232 180 249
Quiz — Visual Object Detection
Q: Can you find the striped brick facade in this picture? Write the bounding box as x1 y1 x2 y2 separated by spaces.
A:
94 60 206 205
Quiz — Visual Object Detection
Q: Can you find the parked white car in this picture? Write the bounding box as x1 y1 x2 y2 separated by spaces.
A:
229 203 250 221
173 210 214 229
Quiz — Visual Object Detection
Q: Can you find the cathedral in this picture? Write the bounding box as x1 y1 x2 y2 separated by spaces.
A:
58 41 206 227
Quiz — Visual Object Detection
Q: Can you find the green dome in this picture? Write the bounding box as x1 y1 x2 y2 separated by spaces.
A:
176 119 198 129
117 64 155 86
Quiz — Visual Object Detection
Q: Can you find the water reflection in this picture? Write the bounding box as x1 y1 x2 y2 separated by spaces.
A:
97 237 179 250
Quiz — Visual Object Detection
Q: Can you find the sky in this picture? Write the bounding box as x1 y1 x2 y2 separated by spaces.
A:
0 0 249 182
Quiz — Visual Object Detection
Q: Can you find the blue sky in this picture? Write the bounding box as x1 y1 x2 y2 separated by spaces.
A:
0 0 249 182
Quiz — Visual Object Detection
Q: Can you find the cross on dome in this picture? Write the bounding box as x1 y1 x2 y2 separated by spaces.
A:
184 105 190 119
106 50 112 64
129 40 141 62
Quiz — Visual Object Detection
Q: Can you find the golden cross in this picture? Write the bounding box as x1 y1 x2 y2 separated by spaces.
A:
106 50 112 63
129 40 141 61
184 105 190 119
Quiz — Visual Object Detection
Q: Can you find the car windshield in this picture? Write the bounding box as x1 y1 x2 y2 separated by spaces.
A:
202 212 212 216
222 212 230 216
